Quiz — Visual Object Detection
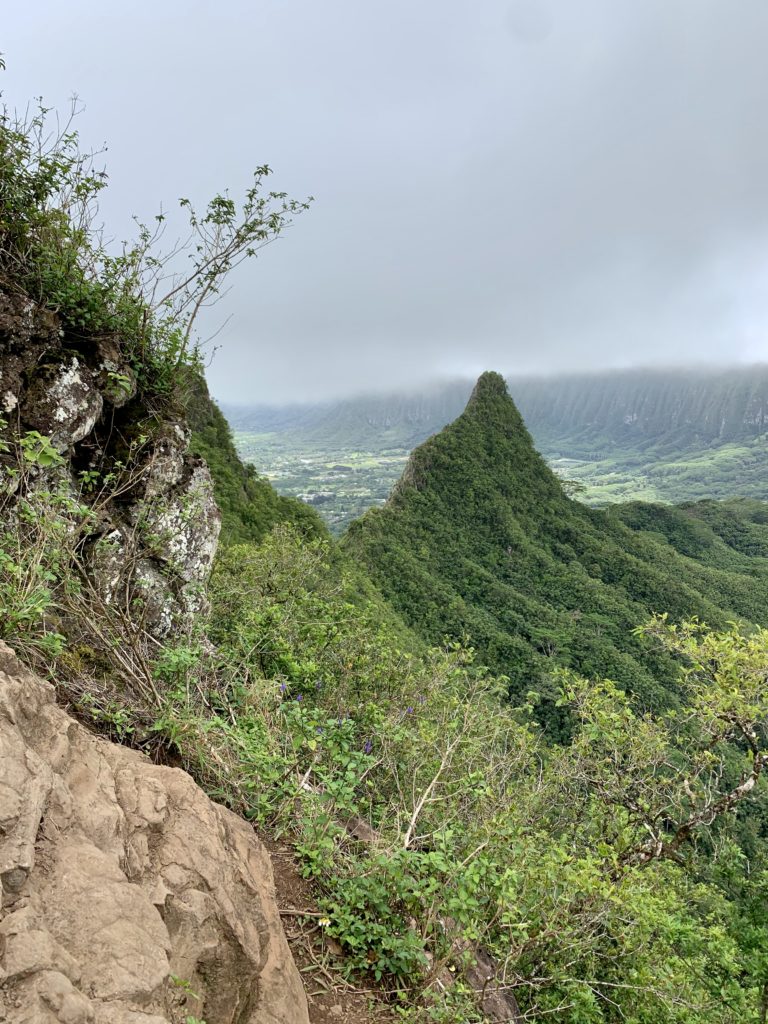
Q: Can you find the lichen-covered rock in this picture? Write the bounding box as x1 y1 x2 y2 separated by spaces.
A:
143 425 189 499
0 285 60 415
140 461 221 581
0 641 310 1024
0 278 221 641
87 527 130 607
24 355 104 449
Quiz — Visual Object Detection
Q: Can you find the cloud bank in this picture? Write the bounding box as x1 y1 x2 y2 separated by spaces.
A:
4 1 768 400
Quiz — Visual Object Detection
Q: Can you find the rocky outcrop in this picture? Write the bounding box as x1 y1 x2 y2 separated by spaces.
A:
0 640 310 1024
0 280 220 639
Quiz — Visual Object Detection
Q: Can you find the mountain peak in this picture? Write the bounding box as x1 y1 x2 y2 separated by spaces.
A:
460 371 530 438
377 367 562 509
467 371 509 404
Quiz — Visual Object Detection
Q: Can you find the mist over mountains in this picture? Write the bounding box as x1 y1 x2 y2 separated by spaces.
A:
223 364 768 447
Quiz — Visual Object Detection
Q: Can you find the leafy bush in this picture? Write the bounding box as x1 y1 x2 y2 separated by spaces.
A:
138 526 768 1021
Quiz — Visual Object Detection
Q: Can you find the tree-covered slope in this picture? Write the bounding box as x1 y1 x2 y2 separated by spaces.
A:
187 375 327 545
344 372 768 734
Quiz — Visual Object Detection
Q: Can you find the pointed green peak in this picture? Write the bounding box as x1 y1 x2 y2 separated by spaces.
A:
462 371 527 432
467 370 509 405
389 368 556 503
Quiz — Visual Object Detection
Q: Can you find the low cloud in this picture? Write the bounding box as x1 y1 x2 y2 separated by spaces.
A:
4 0 768 401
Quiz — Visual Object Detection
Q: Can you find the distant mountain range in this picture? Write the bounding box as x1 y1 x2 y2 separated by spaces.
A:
221 378 473 449
223 364 768 448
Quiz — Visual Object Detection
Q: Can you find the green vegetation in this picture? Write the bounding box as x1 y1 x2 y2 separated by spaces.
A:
344 373 768 739
9 446 768 1020
547 434 768 506
0 433 73 660
88 531 768 1022
0 98 310 405
7 95 768 1023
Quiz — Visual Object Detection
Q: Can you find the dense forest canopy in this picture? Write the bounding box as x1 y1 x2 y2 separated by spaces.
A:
343 372 768 736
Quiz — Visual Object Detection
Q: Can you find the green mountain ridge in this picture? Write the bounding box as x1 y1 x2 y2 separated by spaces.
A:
344 371 768 736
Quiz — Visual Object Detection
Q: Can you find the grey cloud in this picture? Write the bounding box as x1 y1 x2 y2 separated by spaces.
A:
3 0 768 402
505 1 554 43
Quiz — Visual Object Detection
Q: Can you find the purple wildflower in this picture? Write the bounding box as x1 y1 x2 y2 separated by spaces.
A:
296 694 303 702
279 683 287 693
406 706 414 715
364 739 373 755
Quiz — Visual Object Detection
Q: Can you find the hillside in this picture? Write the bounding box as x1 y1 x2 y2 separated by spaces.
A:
344 372 768 734
187 374 327 545
224 366 768 529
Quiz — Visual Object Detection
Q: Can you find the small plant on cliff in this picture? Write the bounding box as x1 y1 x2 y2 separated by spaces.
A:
0 420 88 660
0 485 84 662
0 97 311 402
17 430 64 468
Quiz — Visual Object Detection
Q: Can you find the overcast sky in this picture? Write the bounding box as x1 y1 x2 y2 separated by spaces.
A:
4 2 768 402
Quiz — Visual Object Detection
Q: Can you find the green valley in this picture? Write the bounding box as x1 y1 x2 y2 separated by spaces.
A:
231 429 411 532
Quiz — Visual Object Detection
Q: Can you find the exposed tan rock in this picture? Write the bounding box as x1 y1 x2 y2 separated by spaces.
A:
0 642 310 1024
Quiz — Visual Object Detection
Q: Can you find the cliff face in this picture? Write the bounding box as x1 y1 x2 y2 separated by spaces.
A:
0 640 310 1024
0 279 312 1022
0 280 220 640
513 366 768 445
